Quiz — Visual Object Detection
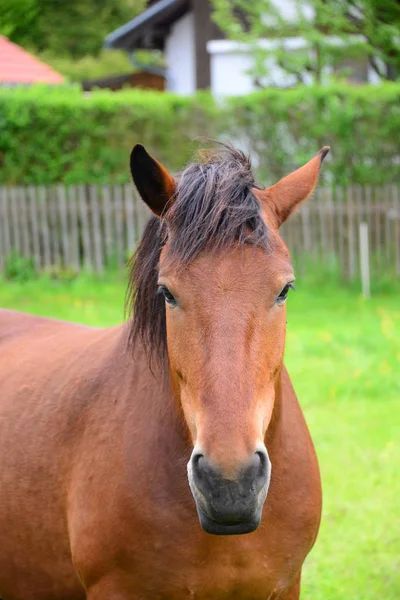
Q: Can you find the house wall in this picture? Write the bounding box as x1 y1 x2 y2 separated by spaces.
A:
208 49 257 96
208 36 374 97
165 11 196 95
208 39 313 96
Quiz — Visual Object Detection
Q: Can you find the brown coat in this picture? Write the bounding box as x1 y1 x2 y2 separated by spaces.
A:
0 143 328 599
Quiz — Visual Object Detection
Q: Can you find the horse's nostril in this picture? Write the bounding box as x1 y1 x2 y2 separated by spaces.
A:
239 449 270 493
256 450 266 469
255 450 269 478
192 452 204 466
191 452 204 479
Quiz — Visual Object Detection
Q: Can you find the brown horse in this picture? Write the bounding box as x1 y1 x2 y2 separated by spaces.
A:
0 143 328 600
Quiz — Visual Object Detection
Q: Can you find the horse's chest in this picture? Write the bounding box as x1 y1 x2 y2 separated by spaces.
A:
171 561 286 600
129 527 295 600
137 553 289 600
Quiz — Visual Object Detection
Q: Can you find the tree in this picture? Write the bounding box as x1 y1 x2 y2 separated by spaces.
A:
0 0 39 47
347 0 400 80
210 0 400 83
0 0 146 59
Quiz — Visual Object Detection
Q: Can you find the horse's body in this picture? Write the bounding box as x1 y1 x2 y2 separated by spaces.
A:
0 309 320 600
0 143 328 599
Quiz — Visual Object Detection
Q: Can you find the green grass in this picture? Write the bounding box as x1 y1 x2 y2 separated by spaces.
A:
0 273 127 326
1 273 399 599
284 280 400 599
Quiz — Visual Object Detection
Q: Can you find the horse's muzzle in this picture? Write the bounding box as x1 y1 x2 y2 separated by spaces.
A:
187 449 271 535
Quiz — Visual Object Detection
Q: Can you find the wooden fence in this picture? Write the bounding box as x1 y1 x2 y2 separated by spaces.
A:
0 184 399 279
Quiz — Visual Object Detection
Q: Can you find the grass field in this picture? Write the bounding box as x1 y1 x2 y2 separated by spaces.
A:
1 272 399 599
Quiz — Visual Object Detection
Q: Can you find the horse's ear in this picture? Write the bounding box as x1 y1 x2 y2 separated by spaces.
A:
263 147 330 226
130 144 176 217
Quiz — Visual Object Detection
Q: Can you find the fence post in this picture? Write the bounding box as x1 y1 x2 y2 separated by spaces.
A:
89 185 103 273
392 185 400 276
346 187 356 280
58 184 70 268
359 222 370 298
113 185 124 268
28 185 41 270
0 187 11 270
78 185 92 271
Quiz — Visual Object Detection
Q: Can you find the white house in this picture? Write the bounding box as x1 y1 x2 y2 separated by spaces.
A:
105 0 377 97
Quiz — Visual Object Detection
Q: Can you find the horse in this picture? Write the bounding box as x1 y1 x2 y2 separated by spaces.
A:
0 142 329 600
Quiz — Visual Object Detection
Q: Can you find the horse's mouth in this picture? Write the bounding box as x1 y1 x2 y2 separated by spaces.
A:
196 505 262 536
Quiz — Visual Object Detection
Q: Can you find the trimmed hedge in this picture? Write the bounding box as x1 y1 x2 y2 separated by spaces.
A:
227 84 400 186
0 83 399 185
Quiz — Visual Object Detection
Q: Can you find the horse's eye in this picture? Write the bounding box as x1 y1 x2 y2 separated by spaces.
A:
276 282 295 305
158 285 177 307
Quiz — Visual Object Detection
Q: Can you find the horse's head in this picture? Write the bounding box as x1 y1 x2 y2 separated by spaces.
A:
129 143 328 535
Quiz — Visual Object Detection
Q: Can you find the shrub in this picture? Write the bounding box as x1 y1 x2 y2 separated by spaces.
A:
227 83 400 185
0 83 398 186
0 85 220 184
4 251 36 282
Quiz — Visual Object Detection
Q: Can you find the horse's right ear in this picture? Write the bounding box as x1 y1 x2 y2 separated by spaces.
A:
130 144 176 217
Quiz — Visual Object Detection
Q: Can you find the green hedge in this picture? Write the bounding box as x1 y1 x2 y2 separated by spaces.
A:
227 84 400 185
0 83 399 186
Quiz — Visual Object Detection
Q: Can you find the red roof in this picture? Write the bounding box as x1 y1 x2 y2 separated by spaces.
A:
0 36 64 84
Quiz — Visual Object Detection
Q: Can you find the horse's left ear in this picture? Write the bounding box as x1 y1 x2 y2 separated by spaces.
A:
130 144 176 217
263 146 330 226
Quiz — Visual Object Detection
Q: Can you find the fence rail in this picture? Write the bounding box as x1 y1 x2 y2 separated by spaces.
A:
0 184 399 279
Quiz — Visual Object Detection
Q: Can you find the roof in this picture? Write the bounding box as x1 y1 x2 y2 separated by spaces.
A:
82 68 166 92
0 36 64 85
104 0 189 51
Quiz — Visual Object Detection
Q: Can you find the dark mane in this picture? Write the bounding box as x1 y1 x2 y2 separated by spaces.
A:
126 144 268 366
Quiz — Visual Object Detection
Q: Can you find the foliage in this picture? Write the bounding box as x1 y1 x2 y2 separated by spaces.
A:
44 266 79 283
355 0 400 80
0 83 398 186
37 50 134 83
0 0 163 83
0 0 38 41
0 0 145 59
0 86 221 185
211 0 400 83
1 274 399 599
38 49 165 84
4 251 36 282
225 82 400 185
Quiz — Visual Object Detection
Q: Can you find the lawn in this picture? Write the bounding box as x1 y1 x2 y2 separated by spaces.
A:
1 272 399 599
